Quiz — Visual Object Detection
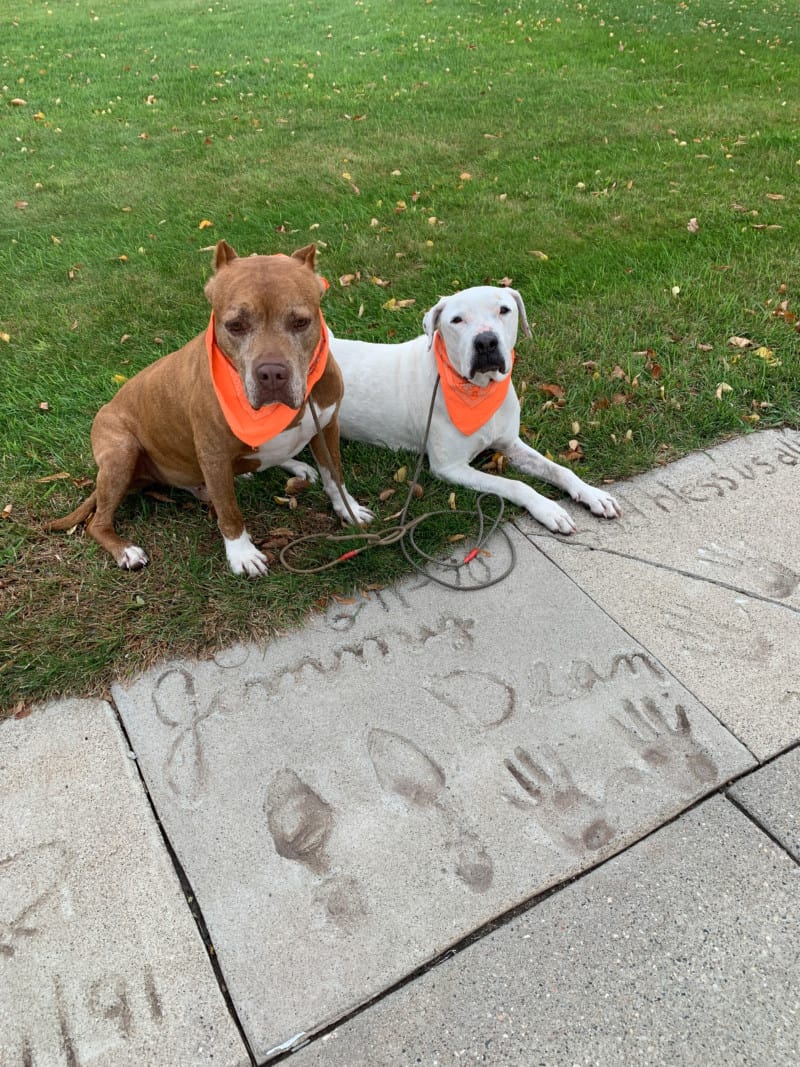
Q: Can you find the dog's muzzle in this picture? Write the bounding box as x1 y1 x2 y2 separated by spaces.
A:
469 331 506 377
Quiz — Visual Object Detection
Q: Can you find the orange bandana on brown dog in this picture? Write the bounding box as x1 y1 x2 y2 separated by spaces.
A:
433 331 514 436
206 312 329 448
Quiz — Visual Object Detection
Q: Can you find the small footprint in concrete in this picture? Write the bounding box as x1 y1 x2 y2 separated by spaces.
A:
264 769 335 876
367 728 493 893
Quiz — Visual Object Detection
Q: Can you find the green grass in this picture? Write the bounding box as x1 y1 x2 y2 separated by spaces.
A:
2 0 799 715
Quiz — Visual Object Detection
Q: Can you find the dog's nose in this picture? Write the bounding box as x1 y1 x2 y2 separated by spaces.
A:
255 362 290 389
473 331 500 358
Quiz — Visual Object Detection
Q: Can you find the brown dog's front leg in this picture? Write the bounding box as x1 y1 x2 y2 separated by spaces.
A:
201 460 269 576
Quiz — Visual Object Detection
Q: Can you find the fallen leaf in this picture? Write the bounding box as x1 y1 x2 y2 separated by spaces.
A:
539 383 565 399
39 401 49 411
727 336 755 349
411 482 424 499
378 488 396 502
284 476 309 494
459 172 472 180
528 250 549 260
610 365 628 380
339 273 357 286
393 466 407 483
371 276 390 288
447 533 466 543
35 472 71 483
715 382 733 399
13 702 32 719
382 297 416 310
112 374 128 384
687 217 700 233
2 503 13 519
765 193 785 201
0 332 10 343
198 219 213 229
10 98 27 106
15 200 28 210
448 492 456 511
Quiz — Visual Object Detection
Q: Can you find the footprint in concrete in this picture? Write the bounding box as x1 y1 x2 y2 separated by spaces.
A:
264 769 335 876
367 728 493 892
264 770 370 931
503 745 616 856
425 669 515 730
314 875 368 933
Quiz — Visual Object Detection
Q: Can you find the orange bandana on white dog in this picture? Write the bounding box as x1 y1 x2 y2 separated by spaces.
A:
433 331 514 436
206 312 329 448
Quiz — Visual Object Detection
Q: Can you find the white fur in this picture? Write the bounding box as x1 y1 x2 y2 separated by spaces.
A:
251 404 334 472
118 545 149 570
224 528 269 577
331 286 621 532
319 467 375 525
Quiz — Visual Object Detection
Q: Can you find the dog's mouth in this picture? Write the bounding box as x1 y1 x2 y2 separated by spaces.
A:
469 355 507 379
247 361 304 409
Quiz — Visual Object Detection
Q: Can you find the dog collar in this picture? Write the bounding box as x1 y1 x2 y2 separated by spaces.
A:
433 331 514 436
207 310 330 448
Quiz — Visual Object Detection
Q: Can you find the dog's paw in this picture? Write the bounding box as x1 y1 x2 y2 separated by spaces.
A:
530 500 577 535
573 485 622 519
118 545 149 570
224 530 270 577
282 459 319 484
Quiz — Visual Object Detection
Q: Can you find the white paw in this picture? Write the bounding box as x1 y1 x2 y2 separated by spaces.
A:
574 485 622 519
224 530 270 577
335 495 375 526
530 500 577 535
118 545 149 570
282 459 319 484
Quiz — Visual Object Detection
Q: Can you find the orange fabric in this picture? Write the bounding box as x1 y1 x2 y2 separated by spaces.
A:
433 331 514 436
206 310 329 448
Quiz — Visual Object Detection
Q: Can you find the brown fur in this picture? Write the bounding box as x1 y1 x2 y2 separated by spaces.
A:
48 242 359 573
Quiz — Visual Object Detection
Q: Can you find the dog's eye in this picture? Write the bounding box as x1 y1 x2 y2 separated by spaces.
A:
225 319 247 335
450 315 463 325
499 305 512 316
291 316 312 331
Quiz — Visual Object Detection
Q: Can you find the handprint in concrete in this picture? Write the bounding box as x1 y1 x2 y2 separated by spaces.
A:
610 697 718 794
503 745 616 855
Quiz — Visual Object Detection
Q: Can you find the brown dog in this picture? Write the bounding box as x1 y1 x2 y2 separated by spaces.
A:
48 242 373 576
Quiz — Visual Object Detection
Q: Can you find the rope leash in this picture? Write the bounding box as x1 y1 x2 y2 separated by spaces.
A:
278 378 516 591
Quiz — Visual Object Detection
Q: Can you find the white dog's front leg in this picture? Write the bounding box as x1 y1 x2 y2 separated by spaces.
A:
319 468 375 526
431 460 577 534
280 458 319 483
505 439 621 519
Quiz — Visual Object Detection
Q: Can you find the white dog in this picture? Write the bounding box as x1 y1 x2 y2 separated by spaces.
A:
330 286 620 533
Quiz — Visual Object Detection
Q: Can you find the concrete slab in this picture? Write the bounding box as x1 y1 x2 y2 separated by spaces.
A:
729 746 800 860
0 699 249 1067
112 528 753 1060
522 428 800 759
292 795 800 1067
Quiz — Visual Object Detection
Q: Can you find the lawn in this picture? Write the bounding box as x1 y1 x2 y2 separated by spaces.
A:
1 0 798 714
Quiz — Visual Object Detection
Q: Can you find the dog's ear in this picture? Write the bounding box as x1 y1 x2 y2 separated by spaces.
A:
291 244 317 271
423 296 448 350
213 240 238 272
508 288 532 338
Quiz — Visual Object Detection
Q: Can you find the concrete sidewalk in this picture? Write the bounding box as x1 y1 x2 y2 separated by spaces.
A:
2 428 798 1066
